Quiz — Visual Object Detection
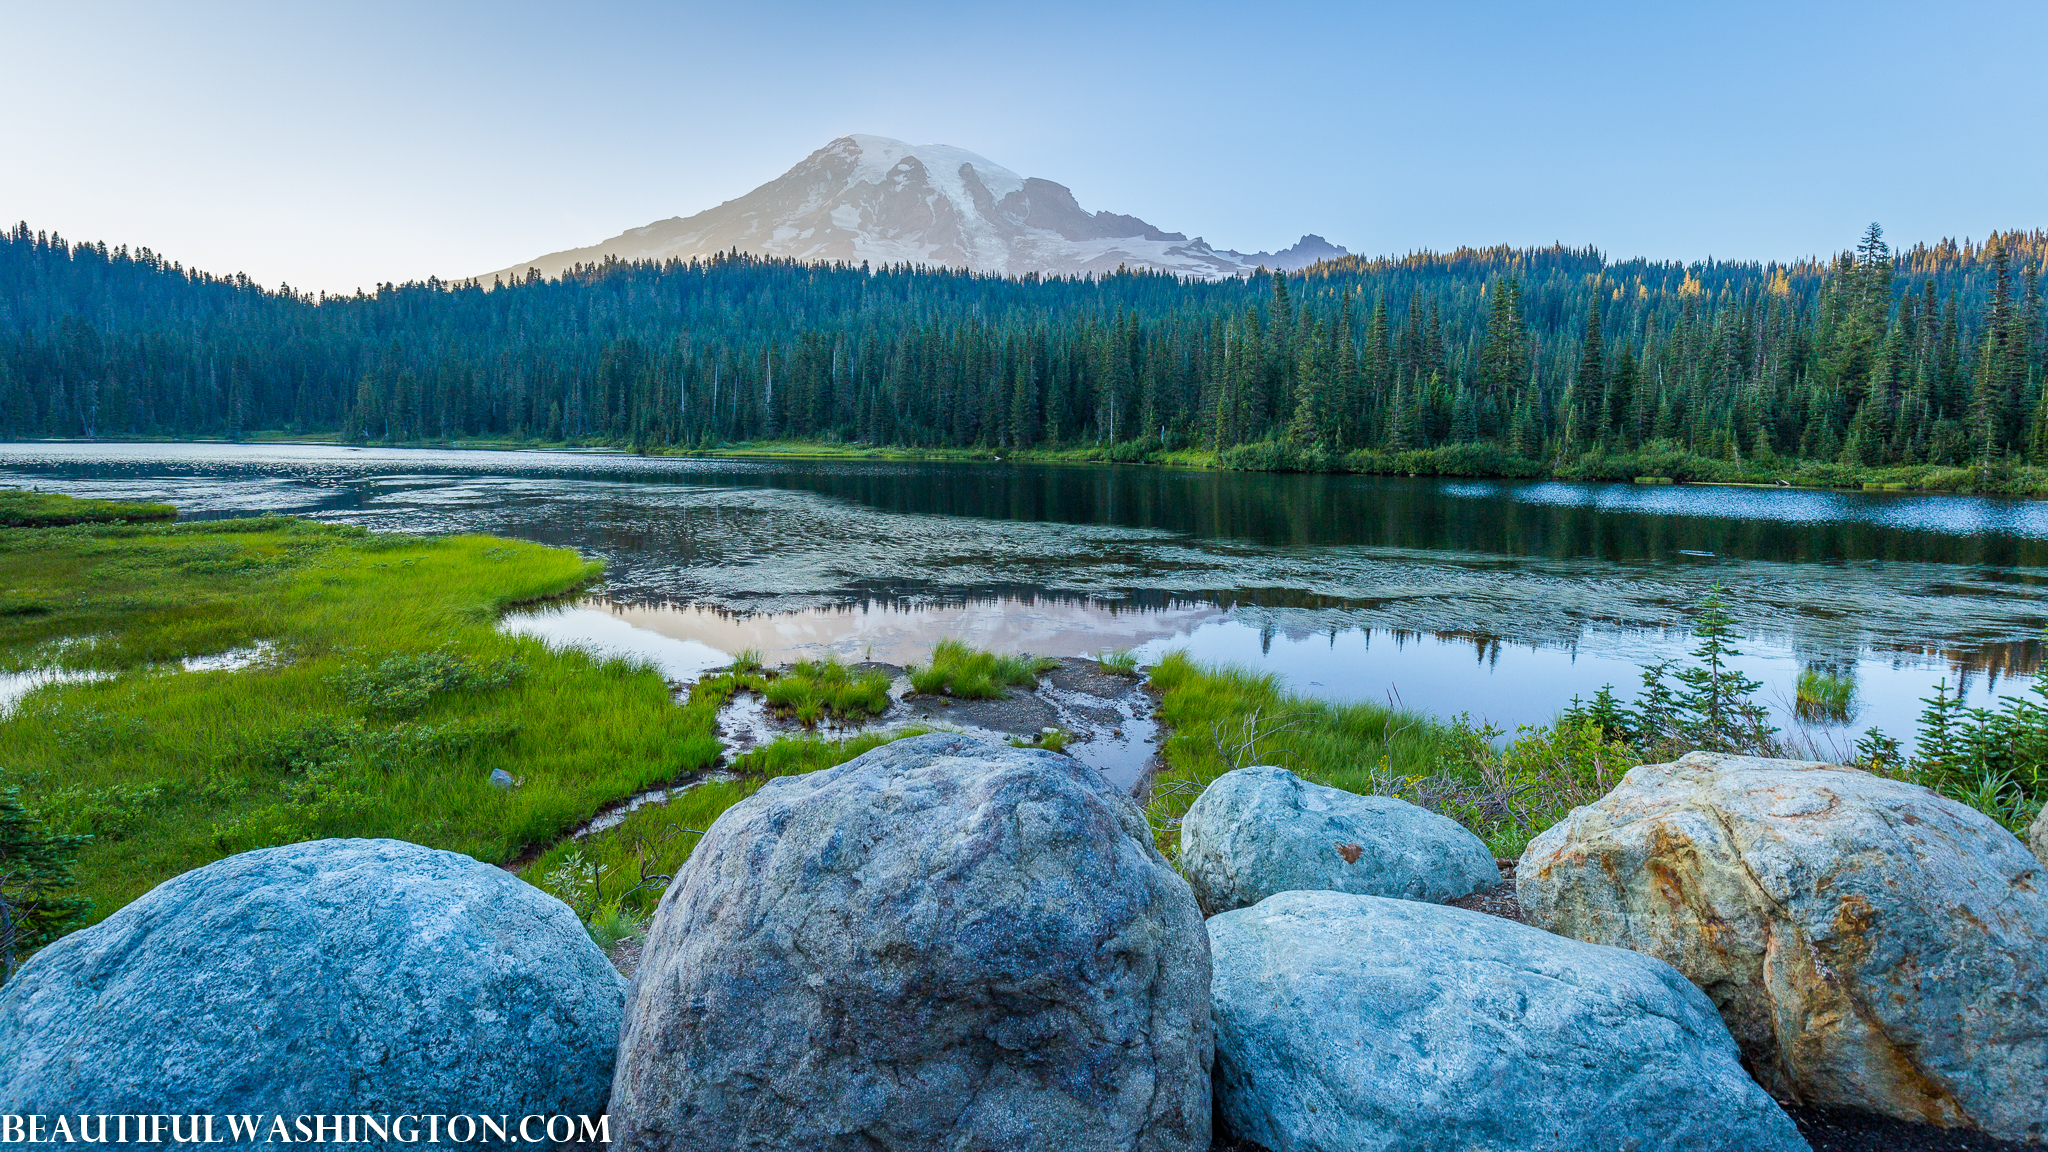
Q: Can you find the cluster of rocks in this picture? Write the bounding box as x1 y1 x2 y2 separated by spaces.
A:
1 736 2042 1151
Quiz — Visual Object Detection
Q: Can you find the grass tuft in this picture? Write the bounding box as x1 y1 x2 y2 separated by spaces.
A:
1097 649 1140 677
1795 668 1857 722
757 656 891 726
1009 727 1072 753
907 638 1056 699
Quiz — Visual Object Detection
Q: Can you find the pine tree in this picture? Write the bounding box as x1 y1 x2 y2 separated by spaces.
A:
1569 298 1604 450
1 787 93 975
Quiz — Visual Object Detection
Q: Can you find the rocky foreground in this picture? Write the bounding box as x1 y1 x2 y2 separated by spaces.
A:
2 737 2044 1150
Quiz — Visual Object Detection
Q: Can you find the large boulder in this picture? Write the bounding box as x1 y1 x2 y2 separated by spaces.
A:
0 838 625 1128
2031 803 2047 868
1207 890 1807 1152
1519 752 2048 1143
1179 765 1497 913
611 732 1212 1152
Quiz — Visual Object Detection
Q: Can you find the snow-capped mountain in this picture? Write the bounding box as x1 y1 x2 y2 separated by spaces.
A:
483 135 1346 282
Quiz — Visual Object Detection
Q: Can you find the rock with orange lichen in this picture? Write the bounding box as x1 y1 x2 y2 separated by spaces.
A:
1517 751 2048 1144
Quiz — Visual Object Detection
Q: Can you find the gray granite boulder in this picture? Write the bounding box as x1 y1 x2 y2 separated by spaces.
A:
1208 890 1808 1152
1179 765 1497 913
2031 803 2047 868
0 838 624 1129
611 732 1211 1152
1520 752 2048 1143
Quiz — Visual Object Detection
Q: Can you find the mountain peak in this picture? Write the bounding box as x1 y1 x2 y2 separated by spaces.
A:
485 136 1346 282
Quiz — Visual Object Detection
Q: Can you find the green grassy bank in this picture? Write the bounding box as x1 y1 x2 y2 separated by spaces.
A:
0 489 175 528
0 500 722 931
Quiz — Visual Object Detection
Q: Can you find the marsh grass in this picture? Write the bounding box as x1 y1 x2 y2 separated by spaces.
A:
1096 649 1140 677
1795 668 1857 722
0 488 175 528
0 516 722 930
757 657 891 726
907 638 1056 699
527 728 922 916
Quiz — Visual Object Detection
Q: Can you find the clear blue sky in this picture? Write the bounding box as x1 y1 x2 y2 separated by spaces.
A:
4 0 2042 293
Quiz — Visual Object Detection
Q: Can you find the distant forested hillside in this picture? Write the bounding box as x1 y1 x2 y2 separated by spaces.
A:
2 221 2043 476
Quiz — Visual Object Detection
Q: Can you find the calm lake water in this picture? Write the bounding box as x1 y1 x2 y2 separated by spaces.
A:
9 441 2048 753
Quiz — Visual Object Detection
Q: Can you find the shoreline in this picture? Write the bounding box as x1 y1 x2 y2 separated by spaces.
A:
7 435 2045 500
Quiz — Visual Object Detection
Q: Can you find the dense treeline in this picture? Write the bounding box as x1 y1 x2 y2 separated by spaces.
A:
2 220 2043 474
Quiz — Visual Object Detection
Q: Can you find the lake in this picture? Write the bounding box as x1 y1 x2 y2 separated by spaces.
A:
8 441 2048 754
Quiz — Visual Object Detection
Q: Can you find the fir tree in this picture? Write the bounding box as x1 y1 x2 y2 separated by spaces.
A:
0 787 93 975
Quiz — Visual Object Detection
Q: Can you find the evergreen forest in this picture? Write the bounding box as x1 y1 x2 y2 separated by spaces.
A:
3 221 2044 483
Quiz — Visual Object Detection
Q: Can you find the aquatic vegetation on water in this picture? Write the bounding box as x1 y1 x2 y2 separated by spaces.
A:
1795 669 1857 722
908 638 1057 699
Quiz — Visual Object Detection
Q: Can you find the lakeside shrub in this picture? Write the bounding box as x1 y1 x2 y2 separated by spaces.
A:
1147 651 1644 859
1145 652 1455 852
329 649 525 716
1860 667 2048 834
907 638 1055 699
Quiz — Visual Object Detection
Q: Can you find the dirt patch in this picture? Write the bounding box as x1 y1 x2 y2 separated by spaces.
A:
1449 859 1526 923
1786 1107 2033 1152
1211 1110 2033 1152
607 938 643 981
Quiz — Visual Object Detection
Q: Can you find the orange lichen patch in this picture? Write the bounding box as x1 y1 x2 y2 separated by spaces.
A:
1334 842 1362 865
1831 893 1877 938
1858 1025 1967 1128
1821 892 1881 971
1643 823 1741 955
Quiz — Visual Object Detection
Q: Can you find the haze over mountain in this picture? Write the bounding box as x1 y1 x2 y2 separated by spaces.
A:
485 135 1345 283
